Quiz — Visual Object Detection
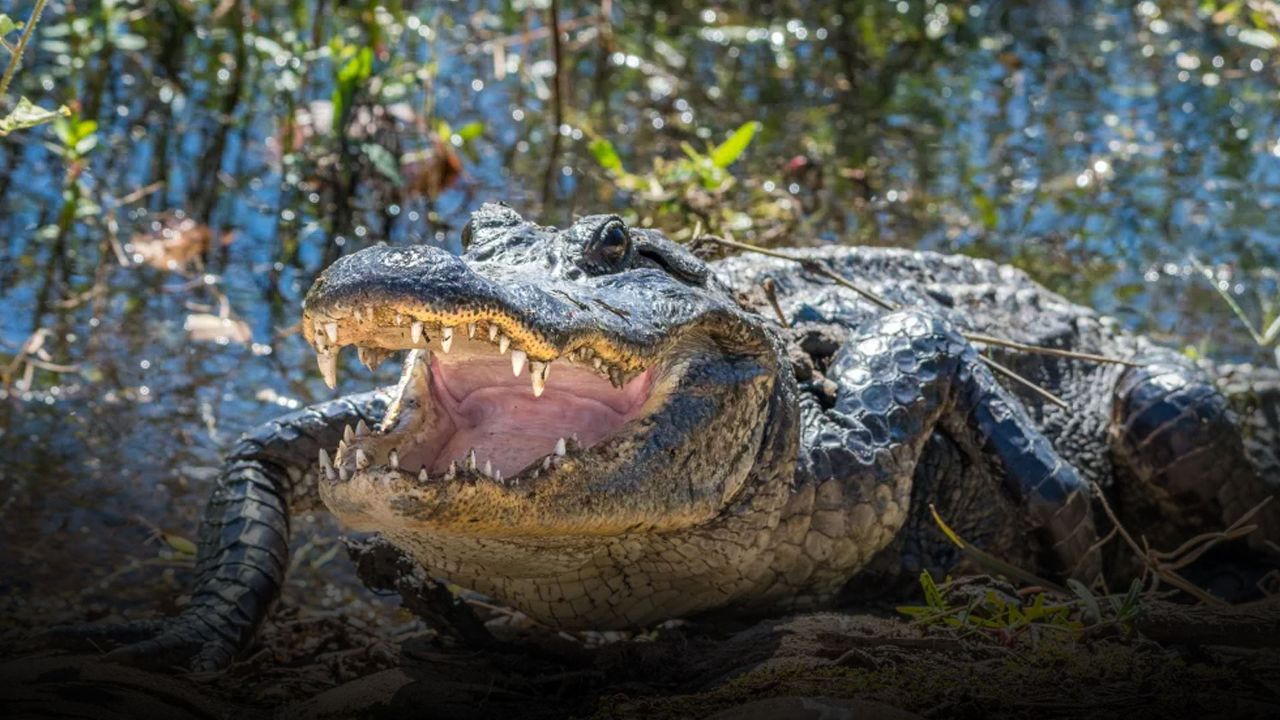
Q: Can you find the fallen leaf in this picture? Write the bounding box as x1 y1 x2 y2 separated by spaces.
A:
400 135 463 200
183 313 252 344
129 213 231 273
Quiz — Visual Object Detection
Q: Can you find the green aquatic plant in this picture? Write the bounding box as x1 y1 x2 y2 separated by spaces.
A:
0 0 69 136
589 120 760 195
1190 256 1280 367
589 120 793 238
900 504 1152 643
896 572 1082 639
895 571 1150 644
330 40 374 133
1200 0 1280 49
34 112 100 243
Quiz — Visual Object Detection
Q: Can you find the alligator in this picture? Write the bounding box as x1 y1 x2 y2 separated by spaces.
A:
86 204 1280 670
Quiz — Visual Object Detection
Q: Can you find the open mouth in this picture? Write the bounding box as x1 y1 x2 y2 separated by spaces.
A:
304 310 662 487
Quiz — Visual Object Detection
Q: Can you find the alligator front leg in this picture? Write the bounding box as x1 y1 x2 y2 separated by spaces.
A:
792 309 1100 590
63 391 389 671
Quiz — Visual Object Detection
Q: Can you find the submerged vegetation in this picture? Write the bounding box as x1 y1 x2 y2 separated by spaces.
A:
0 1 69 136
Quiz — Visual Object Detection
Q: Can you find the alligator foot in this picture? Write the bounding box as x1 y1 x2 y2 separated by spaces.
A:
45 612 240 672
345 534 495 647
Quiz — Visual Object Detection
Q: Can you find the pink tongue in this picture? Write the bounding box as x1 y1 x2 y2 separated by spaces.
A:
431 390 623 476
427 352 654 477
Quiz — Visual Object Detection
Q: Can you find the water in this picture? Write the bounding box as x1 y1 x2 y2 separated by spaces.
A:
1 0 1278 623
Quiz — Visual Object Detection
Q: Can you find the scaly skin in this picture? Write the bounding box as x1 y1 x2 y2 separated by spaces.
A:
77 206 1280 669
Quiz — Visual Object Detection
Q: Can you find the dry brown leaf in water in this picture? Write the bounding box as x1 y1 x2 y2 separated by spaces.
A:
401 136 463 200
183 313 252 344
129 214 233 273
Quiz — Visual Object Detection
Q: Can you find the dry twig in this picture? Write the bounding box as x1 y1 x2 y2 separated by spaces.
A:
1087 482 1259 607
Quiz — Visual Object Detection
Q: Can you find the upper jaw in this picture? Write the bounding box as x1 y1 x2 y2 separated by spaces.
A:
299 243 727 388
301 301 646 394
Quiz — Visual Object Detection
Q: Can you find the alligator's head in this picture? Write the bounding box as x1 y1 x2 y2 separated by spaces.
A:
301 204 791 545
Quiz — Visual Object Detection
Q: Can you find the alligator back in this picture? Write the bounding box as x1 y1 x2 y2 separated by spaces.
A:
713 246 1280 560
712 246 1138 485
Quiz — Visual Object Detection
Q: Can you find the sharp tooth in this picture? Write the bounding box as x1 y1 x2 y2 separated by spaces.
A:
356 420 370 436
593 357 603 370
499 335 510 354
338 467 350 481
411 321 423 344
441 326 454 353
394 312 403 325
343 425 355 443
389 449 399 469
419 468 429 482
530 361 546 397
495 470 503 483
467 323 477 339
398 348 432 396
554 437 567 456
511 349 527 376
318 449 334 479
610 367 624 388
317 351 337 388
357 346 379 370
488 325 499 342
324 322 338 343
445 461 457 481
355 449 370 470
483 459 492 477
466 449 477 472
542 455 552 471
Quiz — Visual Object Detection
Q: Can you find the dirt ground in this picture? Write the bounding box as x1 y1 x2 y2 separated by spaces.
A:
3 572 1278 720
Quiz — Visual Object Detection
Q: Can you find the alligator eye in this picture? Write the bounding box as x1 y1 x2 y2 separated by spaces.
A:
460 219 475 249
586 221 631 270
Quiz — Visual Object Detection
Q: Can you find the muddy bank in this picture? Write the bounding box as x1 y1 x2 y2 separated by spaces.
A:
4 580 1278 720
